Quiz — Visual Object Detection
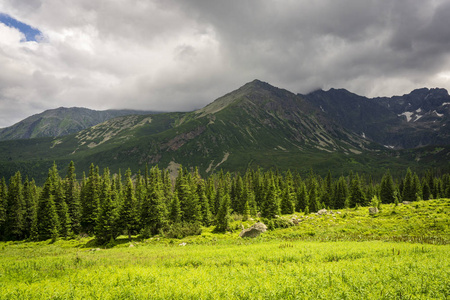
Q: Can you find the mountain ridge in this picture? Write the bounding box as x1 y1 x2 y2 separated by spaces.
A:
0 107 160 141
0 80 449 183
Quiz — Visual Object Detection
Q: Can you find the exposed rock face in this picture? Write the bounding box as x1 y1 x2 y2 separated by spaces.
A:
239 222 268 238
369 207 379 214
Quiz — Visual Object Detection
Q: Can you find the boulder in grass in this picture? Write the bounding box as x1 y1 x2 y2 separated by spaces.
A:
239 222 268 238
369 207 379 215
317 209 328 215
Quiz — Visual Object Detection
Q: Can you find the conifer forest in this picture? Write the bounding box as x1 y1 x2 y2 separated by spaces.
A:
1 161 449 243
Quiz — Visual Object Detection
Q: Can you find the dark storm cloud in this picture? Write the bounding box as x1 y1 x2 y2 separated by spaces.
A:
0 0 448 127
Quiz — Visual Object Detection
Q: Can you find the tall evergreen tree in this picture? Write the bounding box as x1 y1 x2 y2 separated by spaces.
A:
215 193 231 233
349 174 365 208
95 168 118 243
280 170 295 214
5 171 25 240
169 193 182 224
141 176 167 236
22 177 38 239
119 169 138 240
64 161 81 234
36 170 60 241
0 178 7 239
81 164 100 233
261 178 281 218
380 170 395 204
333 176 348 209
296 181 309 213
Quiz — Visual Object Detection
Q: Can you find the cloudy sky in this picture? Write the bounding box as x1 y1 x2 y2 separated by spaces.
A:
1 0 449 128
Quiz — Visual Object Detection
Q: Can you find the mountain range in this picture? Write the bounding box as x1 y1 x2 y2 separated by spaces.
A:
0 107 159 141
0 79 449 183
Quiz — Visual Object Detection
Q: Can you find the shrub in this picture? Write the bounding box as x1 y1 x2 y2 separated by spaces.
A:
164 222 202 239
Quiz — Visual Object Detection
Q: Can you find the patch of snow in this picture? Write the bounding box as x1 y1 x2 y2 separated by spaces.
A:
442 102 450 106
320 105 325 112
398 111 414 122
384 145 395 149
361 132 366 138
414 115 423 122
433 110 444 117
415 108 422 113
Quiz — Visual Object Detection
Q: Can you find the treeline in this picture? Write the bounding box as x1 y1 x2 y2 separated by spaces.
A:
1 162 450 243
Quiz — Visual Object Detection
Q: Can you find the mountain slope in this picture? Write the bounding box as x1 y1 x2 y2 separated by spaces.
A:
302 87 450 149
0 80 450 183
0 107 158 141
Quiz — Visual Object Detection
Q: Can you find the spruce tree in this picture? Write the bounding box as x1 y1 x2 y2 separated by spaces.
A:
0 178 7 239
380 170 395 204
119 169 138 240
22 177 38 239
36 171 60 241
333 176 348 209
215 193 231 233
64 161 81 234
295 180 307 213
280 170 295 214
349 174 365 208
141 179 167 236
81 164 100 233
6 171 25 240
261 178 281 218
169 193 182 224
95 168 118 244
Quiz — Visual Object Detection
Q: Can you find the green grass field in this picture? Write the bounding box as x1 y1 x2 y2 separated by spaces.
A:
1 199 449 299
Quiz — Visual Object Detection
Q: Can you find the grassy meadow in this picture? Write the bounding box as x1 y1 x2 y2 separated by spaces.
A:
1 199 449 299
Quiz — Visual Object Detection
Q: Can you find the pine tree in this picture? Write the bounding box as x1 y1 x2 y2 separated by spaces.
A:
296 181 309 213
380 170 395 204
81 164 100 234
95 168 118 244
307 176 319 213
118 169 138 240
349 174 365 208
214 193 231 233
280 170 295 214
169 193 182 224
261 178 280 218
402 168 418 202
64 161 81 234
333 176 348 209
5 171 25 240
141 178 167 236
196 180 212 226
22 177 38 239
36 170 60 241
0 178 7 239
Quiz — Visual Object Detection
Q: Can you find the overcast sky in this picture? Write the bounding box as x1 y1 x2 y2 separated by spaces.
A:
1 0 449 128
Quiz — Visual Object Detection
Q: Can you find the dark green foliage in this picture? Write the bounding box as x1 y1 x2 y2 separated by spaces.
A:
140 172 168 236
5 172 25 240
280 170 295 214
64 161 81 234
0 178 7 239
119 169 139 240
214 193 231 233
380 170 395 204
333 176 348 209
165 222 202 239
81 164 100 234
169 193 182 224
95 168 118 244
261 177 281 218
36 170 60 241
349 174 366 208
2 160 450 243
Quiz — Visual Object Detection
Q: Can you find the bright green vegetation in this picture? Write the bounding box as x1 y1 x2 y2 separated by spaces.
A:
0 199 449 299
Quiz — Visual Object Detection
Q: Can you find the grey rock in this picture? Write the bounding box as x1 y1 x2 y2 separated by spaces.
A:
239 222 268 238
369 207 379 214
